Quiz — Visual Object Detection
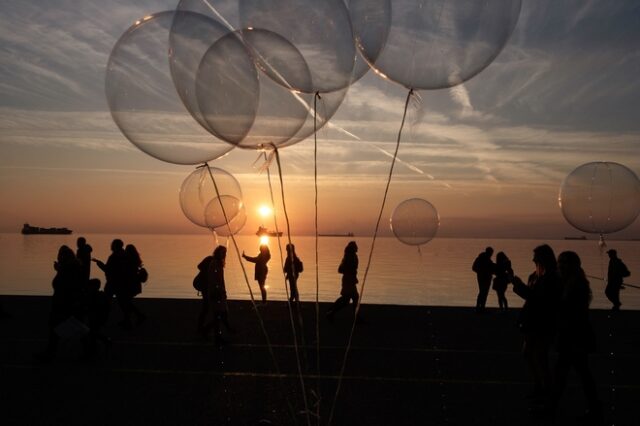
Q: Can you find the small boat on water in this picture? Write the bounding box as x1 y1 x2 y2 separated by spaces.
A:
564 236 587 240
319 232 355 237
256 226 283 237
22 223 72 235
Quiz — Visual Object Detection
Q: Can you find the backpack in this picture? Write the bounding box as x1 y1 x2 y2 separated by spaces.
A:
138 267 148 284
621 261 631 278
472 255 481 273
295 257 303 274
193 271 205 293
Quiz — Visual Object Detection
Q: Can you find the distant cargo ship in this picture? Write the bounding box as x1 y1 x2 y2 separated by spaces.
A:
564 236 587 240
319 232 355 237
256 226 283 237
22 223 72 235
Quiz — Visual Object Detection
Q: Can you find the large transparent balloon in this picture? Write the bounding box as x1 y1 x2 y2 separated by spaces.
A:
105 11 233 164
169 10 236 135
349 0 522 90
559 162 640 235
390 198 440 246
180 166 243 228
196 28 314 149
239 0 356 93
175 0 348 140
346 0 392 84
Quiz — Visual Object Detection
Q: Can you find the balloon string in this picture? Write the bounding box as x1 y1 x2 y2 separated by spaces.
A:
203 163 299 426
314 91 322 426
266 148 313 426
327 88 415 426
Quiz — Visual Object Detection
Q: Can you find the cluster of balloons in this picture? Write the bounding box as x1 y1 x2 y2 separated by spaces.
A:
559 162 640 238
105 0 523 234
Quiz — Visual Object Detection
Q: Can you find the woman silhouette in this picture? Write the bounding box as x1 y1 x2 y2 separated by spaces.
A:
243 244 271 303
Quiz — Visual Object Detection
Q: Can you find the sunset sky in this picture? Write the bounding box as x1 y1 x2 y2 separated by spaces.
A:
1 0 640 239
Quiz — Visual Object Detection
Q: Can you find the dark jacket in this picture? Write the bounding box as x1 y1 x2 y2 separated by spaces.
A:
338 252 358 296
244 252 270 282
513 272 559 338
555 276 596 353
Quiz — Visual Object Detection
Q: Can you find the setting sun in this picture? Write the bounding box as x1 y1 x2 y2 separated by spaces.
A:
258 205 272 218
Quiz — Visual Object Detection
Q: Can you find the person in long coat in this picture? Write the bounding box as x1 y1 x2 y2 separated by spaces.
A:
326 241 359 321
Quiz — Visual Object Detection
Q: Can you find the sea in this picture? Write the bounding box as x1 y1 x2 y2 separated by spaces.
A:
1 233 639 310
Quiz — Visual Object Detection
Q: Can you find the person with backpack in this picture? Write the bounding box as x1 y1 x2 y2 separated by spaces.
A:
283 244 303 303
472 247 495 313
606 249 630 311
196 246 232 345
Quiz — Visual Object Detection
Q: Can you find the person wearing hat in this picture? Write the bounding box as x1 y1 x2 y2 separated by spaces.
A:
606 249 630 311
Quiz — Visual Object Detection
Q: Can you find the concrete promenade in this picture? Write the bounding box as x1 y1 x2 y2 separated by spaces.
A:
1 296 639 425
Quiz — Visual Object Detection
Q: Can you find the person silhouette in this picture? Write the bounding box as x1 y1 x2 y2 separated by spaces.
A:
283 243 303 303
35 245 85 361
197 246 232 346
119 244 146 328
605 249 629 311
326 241 359 322
472 246 495 313
243 244 271 303
511 244 560 411
76 237 93 284
552 251 602 422
85 278 112 357
93 239 127 327
493 251 513 313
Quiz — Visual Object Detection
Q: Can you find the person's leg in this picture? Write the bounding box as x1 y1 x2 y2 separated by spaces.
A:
552 351 571 410
197 295 211 334
259 279 267 303
289 278 299 303
326 296 349 320
573 352 601 416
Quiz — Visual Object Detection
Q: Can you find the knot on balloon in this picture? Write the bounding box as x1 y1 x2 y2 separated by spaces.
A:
253 149 276 174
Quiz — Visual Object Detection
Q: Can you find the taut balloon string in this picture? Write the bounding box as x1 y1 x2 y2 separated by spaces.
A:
264 149 312 426
327 88 415 426
204 162 299 426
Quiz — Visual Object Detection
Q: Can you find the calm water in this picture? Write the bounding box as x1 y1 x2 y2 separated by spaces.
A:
1 233 639 309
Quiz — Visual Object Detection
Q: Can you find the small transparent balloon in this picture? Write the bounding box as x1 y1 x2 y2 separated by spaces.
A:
196 28 313 149
390 198 440 246
180 166 243 228
215 202 247 236
239 0 356 93
559 162 640 235
105 11 233 164
349 0 522 90
204 195 242 229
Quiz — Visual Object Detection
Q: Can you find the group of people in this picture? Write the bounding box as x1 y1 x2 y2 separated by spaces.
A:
473 246 630 313
510 245 602 421
36 237 146 361
196 240 362 345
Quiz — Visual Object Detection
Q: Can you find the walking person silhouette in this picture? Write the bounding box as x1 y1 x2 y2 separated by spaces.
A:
605 249 630 311
283 243 303 303
326 241 360 322
243 244 271 304
76 237 93 284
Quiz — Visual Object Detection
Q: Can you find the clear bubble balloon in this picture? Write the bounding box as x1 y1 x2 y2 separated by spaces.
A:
390 198 440 246
196 28 313 149
239 0 356 93
169 10 235 135
345 0 392 84
180 166 243 228
349 0 522 90
204 195 242 229
175 0 348 140
559 162 640 235
105 11 233 164
214 201 247 236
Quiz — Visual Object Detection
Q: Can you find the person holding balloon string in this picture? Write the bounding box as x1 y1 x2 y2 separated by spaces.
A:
243 244 271 304
605 249 630 311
